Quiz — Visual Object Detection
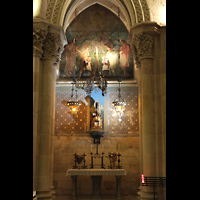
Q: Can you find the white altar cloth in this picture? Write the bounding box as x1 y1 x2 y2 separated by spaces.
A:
66 169 126 200
66 169 126 176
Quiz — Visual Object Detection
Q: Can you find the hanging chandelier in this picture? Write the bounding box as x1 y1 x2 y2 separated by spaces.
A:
67 81 82 116
112 79 126 121
75 46 107 96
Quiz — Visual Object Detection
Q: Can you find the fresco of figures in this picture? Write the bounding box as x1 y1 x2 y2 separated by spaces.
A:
59 4 134 79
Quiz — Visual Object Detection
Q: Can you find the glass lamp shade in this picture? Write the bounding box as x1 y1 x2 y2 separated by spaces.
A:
112 101 126 121
67 101 81 116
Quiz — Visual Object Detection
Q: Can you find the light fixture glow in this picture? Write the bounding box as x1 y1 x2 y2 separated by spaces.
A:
67 82 81 117
112 79 126 122
141 174 145 184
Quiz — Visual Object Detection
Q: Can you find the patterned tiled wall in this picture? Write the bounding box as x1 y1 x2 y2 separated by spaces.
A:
55 87 88 134
107 87 139 136
55 85 139 136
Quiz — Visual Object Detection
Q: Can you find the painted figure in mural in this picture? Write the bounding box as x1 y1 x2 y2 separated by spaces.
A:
83 56 92 76
79 46 91 77
102 56 110 76
64 39 76 77
106 47 117 76
119 40 130 78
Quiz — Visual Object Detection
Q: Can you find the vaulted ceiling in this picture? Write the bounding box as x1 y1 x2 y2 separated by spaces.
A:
46 0 151 33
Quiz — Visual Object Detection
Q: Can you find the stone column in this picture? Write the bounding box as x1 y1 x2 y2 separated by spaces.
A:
115 176 122 200
91 175 102 200
37 25 63 200
71 175 78 200
131 22 161 200
49 46 64 199
33 21 48 194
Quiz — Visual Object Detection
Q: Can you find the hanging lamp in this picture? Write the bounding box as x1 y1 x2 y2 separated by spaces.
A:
67 81 81 116
112 79 126 121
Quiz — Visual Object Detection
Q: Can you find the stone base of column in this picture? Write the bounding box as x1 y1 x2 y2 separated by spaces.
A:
91 176 102 200
37 190 52 200
137 186 159 200
49 186 56 199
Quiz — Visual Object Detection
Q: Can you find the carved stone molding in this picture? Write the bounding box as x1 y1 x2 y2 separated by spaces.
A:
33 23 48 57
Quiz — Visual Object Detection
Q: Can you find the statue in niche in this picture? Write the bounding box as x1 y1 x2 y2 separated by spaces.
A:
119 40 130 78
91 101 103 131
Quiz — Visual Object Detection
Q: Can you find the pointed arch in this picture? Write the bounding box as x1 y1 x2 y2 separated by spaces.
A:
45 0 151 33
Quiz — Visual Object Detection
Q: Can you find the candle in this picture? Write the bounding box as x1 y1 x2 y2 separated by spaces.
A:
102 144 104 152
83 143 85 153
75 144 76 153
91 144 92 153
118 144 120 153
110 143 111 153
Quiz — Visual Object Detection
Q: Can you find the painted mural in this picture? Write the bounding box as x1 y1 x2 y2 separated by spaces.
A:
59 4 134 79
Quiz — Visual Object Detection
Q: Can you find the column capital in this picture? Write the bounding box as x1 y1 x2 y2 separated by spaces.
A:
133 32 154 62
33 19 66 63
130 22 161 65
42 25 65 65
33 20 48 57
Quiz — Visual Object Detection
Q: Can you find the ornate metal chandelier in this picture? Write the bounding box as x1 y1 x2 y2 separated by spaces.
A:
112 79 126 121
74 46 107 97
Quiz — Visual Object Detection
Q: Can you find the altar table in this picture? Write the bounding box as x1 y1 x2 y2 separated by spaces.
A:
66 169 126 200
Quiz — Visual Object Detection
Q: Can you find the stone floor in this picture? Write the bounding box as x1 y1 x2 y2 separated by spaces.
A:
55 195 139 200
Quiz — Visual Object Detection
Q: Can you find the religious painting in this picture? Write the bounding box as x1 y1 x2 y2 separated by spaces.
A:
59 4 134 79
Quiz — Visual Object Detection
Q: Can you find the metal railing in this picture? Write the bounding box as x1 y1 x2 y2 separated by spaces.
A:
142 176 166 200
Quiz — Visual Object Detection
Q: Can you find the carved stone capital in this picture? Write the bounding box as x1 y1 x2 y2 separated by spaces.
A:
33 22 48 57
132 33 153 62
130 22 161 66
43 27 65 65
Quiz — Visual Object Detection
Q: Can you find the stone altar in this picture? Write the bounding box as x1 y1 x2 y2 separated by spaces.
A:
66 169 126 200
